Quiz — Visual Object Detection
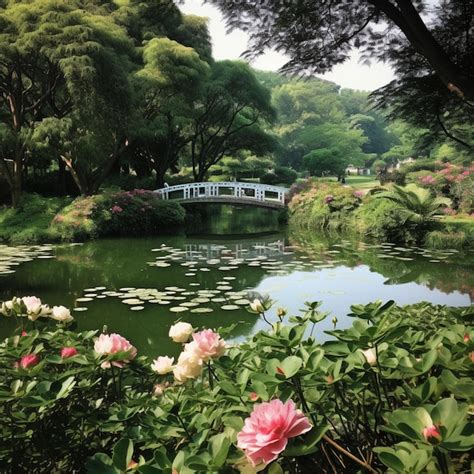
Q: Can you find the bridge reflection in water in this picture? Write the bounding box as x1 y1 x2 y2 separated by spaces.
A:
155 181 289 209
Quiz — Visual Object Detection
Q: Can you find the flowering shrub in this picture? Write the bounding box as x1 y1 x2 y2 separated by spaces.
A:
50 190 186 240
289 182 362 231
1 295 473 472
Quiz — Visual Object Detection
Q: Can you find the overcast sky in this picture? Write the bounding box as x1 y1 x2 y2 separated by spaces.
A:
179 0 395 91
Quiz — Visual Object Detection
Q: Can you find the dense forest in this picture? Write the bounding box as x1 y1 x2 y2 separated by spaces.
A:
0 0 472 207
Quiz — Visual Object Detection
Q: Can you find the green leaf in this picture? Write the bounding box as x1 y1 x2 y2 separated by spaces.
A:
112 438 133 471
281 356 303 378
268 462 284 474
210 433 230 468
283 424 329 456
86 453 119 474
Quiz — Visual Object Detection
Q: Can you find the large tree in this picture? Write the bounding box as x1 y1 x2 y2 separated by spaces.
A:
211 0 473 154
129 37 209 188
189 60 276 182
0 0 133 204
210 0 474 102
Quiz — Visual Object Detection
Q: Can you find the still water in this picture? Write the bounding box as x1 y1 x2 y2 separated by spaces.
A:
1 229 472 358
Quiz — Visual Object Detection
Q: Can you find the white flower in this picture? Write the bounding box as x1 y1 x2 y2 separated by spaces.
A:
22 296 45 321
249 299 265 313
5 300 14 310
169 322 193 343
50 305 73 323
173 347 203 383
361 348 377 366
151 356 174 374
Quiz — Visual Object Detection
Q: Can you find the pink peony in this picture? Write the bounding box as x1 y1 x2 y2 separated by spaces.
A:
422 425 442 443
324 195 334 204
237 399 312 466
111 205 123 214
61 347 78 359
94 333 137 369
19 353 40 369
192 329 226 360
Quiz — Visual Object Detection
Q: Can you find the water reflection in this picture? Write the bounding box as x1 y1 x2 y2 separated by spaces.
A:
0 231 472 356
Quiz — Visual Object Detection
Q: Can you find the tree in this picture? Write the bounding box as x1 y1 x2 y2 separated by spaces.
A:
0 0 133 204
129 37 209 187
189 61 276 182
210 0 474 102
370 1 473 150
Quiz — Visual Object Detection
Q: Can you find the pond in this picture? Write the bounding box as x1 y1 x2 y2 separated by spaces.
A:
1 227 472 358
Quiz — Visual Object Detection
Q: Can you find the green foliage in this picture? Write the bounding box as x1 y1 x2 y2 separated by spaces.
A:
260 166 297 186
91 190 186 236
375 185 452 239
0 299 472 472
0 194 70 244
289 182 362 232
52 190 186 240
356 198 420 244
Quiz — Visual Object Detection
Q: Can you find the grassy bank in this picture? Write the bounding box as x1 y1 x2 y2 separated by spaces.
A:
0 192 186 244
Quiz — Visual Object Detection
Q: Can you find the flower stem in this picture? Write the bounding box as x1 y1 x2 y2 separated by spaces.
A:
322 435 377 474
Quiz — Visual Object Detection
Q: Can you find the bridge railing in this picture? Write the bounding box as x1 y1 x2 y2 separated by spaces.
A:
155 182 288 206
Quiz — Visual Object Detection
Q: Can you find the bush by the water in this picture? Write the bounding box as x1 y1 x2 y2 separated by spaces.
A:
0 194 71 243
289 181 474 247
0 191 186 243
51 190 186 240
288 182 363 232
0 296 472 472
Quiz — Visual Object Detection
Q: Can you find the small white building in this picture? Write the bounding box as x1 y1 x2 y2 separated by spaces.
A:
345 164 371 176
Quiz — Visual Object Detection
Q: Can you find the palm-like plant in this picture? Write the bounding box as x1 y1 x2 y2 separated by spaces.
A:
375 184 451 232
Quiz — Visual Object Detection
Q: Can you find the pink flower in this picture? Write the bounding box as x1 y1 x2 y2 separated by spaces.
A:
111 205 123 214
61 347 78 359
324 195 334 204
353 190 363 198
19 353 40 369
237 399 312 466
94 333 137 369
422 425 442 443
192 329 226 360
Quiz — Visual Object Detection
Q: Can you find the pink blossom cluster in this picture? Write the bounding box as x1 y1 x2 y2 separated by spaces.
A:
110 205 123 214
419 174 436 186
324 194 334 204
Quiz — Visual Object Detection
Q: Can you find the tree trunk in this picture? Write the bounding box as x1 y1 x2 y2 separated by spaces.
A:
371 0 474 100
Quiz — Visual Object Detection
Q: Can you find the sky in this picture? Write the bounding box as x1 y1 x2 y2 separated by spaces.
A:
179 0 396 91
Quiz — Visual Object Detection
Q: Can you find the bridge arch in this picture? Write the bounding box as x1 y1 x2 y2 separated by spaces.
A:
154 182 289 209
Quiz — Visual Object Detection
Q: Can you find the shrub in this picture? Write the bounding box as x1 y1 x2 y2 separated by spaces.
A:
261 166 297 186
0 194 70 244
378 169 406 185
91 189 186 236
289 182 362 231
49 196 99 241
356 198 419 244
1 297 472 472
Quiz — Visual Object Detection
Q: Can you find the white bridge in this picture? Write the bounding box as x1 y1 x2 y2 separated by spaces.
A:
155 182 289 209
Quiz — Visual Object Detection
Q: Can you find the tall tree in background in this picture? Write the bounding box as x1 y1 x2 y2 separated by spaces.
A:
130 37 209 187
189 61 276 182
0 0 133 203
210 0 473 149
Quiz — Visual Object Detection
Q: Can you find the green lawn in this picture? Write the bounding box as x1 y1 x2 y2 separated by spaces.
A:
312 175 379 190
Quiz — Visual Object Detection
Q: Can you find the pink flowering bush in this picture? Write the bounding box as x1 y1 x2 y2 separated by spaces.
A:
0 301 472 473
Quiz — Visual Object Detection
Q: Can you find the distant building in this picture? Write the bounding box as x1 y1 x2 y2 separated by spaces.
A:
345 164 371 176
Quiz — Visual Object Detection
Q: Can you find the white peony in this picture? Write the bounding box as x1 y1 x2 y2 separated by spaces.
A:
173 347 203 383
361 348 377 366
151 356 174 374
169 322 193 343
51 305 73 323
